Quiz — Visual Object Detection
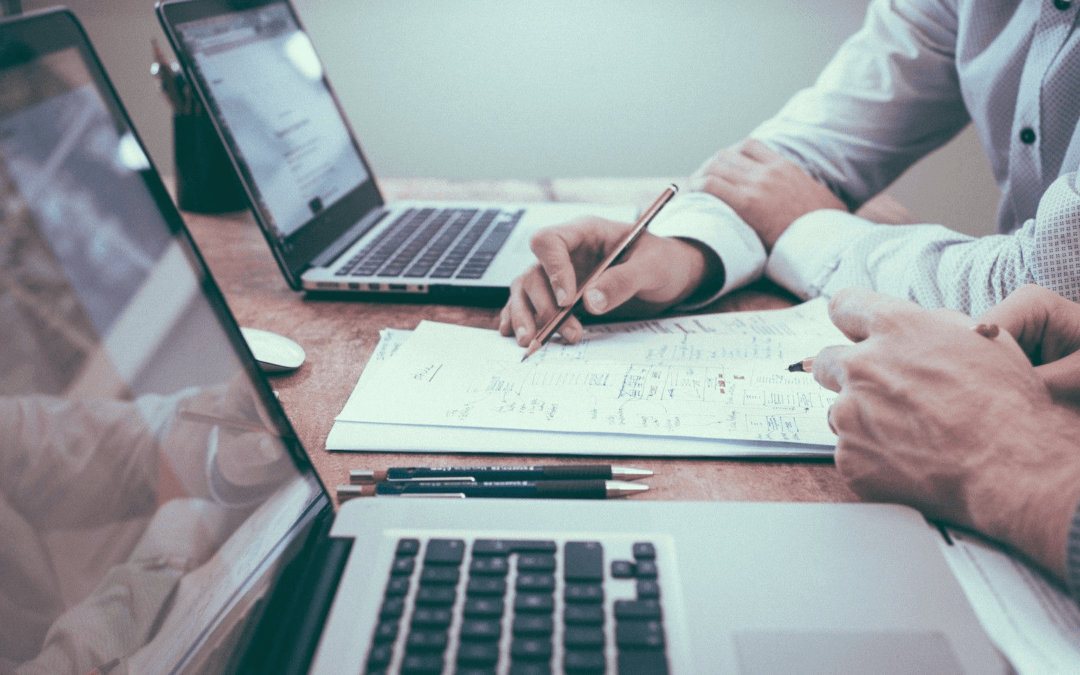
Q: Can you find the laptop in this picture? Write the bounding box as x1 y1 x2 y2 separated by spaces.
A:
0 8 1007 675
155 0 635 304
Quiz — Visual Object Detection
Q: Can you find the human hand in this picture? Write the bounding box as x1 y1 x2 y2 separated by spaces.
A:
978 284 1080 404
689 138 847 250
498 216 720 346
812 287 1080 581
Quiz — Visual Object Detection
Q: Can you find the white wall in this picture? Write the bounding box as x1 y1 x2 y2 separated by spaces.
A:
25 0 1000 236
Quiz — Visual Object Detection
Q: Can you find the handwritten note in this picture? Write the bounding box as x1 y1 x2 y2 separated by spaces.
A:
336 300 846 447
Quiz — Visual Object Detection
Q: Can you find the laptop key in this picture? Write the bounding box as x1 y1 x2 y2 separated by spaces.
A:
564 542 603 581
563 626 604 649
397 538 421 556
380 597 405 619
460 618 502 641
513 614 554 635
615 620 665 649
470 556 509 575
367 643 393 667
614 599 661 621
611 560 635 578
400 653 444 675
635 560 658 578
517 553 556 572
464 597 504 618
415 586 456 606
515 573 555 592
372 621 398 642
420 566 460 585
564 583 603 604
511 636 553 660
564 649 605 673
509 663 551 675
406 629 448 652
514 593 554 613
636 579 660 599
616 648 668 675
564 604 604 625
391 557 415 575
467 577 507 596
456 641 499 666
424 538 466 565
632 542 656 559
385 576 410 596
410 607 452 628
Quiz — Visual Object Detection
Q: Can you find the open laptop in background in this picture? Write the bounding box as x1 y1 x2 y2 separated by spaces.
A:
155 0 635 304
0 9 1007 675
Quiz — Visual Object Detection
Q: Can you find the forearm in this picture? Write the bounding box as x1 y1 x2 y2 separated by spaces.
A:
750 0 967 209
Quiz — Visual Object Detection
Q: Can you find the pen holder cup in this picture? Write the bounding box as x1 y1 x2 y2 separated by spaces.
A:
173 112 247 214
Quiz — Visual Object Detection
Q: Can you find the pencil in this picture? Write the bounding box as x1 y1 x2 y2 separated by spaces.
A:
786 357 814 373
521 184 679 361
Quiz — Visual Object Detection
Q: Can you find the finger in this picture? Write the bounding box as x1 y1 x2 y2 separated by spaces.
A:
810 344 854 393
505 274 542 345
826 287 920 343
1036 350 1080 400
979 284 1080 362
529 221 598 307
498 305 512 336
513 268 586 344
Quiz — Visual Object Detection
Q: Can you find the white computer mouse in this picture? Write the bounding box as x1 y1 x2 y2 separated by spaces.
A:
240 327 306 373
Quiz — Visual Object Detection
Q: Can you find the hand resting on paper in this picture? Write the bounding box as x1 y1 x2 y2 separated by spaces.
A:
811 285 1080 583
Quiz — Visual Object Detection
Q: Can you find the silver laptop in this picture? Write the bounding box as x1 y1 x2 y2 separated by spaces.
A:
0 9 1006 674
156 0 634 303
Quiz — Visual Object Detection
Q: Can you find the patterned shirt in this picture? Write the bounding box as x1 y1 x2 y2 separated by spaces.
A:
648 0 1080 316
647 0 1080 603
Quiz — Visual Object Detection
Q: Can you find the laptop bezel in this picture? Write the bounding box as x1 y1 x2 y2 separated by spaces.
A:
156 0 386 290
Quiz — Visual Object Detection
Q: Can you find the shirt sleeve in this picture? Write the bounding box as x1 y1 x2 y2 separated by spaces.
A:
750 0 969 211
1068 500 1080 606
765 171 1080 316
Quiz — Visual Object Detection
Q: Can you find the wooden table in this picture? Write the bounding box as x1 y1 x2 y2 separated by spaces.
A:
181 178 859 506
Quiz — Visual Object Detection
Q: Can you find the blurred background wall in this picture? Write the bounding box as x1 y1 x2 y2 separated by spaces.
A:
21 0 1000 236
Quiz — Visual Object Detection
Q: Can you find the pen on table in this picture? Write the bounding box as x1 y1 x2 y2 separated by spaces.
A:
180 409 275 435
336 480 648 500
350 464 653 483
521 184 679 362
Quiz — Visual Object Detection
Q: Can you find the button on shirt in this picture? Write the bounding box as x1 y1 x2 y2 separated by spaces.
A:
648 0 1080 316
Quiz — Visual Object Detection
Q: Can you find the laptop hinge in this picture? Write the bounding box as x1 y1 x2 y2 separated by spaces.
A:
310 208 389 269
232 507 354 675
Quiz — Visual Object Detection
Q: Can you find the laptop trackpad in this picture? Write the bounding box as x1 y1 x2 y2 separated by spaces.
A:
734 631 965 675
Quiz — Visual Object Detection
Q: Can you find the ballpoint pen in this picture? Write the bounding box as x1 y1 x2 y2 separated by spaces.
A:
350 465 653 483
336 480 648 500
521 184 679 361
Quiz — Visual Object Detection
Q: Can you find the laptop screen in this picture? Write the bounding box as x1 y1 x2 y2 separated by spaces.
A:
172 2 369 240
162 0 386 285
0 9 325 674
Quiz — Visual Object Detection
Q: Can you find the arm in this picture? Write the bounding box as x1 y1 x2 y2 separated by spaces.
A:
812 286 1080 588
766 171 1080 315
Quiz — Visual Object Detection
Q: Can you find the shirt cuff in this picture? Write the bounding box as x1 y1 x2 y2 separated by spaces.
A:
646 191 767 309
766 209 882 299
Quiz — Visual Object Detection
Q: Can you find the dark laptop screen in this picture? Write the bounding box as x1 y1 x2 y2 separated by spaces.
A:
172 2 369 240
162 0 385 286
0 10 324 675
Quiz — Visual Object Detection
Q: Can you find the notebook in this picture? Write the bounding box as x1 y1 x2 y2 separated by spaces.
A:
0 8 1007 675
155 0 635 304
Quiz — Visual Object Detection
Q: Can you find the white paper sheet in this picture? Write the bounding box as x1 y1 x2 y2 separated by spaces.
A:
938 529 1080 674
329 301 844 455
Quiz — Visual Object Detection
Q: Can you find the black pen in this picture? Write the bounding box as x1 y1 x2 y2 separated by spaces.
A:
337 480 648 500
350 465 653 483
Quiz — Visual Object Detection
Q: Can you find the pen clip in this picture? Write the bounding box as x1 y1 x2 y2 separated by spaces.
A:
390 476 476 483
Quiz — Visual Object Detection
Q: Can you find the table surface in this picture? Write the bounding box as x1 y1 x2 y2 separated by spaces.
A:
181 177 860 506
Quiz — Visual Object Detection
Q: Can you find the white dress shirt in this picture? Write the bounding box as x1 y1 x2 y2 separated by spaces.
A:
649 0 1080 316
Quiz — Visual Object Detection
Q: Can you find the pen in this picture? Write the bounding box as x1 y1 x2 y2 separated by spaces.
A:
350 465 653 483
787 357 814 373
180 409 275 435
337 480 648 500
521 184 679 361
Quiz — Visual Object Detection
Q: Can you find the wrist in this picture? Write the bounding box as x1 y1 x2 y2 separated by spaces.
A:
968 404 1080 581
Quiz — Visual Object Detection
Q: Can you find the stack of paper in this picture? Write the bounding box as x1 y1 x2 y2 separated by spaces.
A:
327 299 849 457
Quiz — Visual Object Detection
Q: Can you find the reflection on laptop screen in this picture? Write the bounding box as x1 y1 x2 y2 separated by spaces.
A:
174 3 369 241
0 15 323 675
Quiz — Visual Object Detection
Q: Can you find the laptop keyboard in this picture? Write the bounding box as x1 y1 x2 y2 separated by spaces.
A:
365 538 669 675
334 208 525 281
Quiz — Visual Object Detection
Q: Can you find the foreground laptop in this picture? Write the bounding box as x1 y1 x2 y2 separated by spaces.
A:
0 9 1006 675
155 0 635 304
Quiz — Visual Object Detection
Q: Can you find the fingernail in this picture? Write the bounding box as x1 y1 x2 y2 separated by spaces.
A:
585 288 607 312
971 323 999 339
555 287 568 306
516 326 529 339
